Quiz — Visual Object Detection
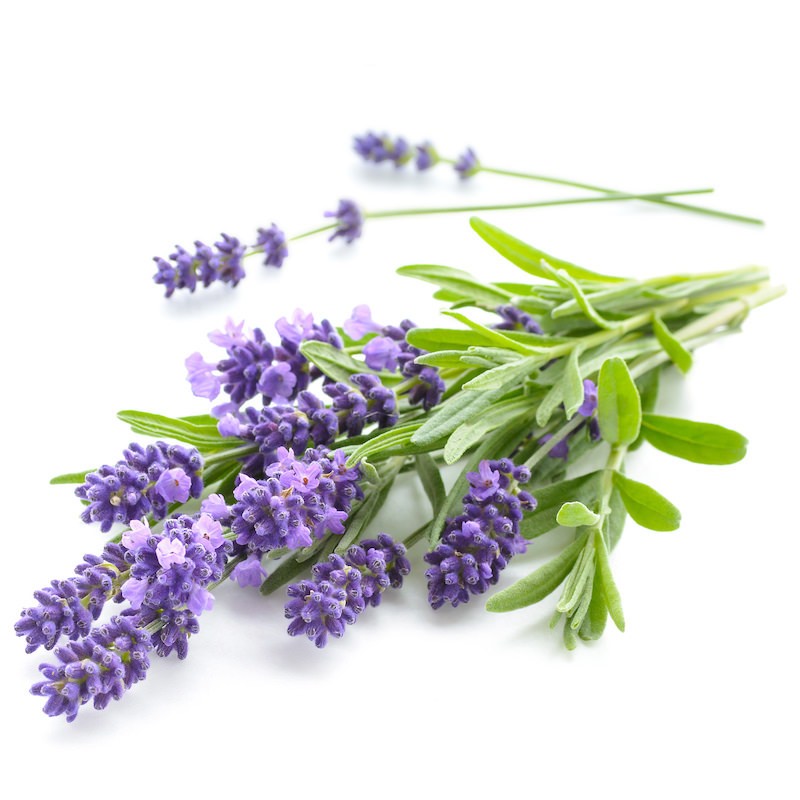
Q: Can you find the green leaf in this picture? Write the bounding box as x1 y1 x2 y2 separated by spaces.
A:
259 555 311 596
443 397 532 464
396 263 512 307
410 387 507 447
334 475 398 553
556 501 600 528
415 453 447 515
597 358 642 446
652 316 693 373
405 327 489 351
117 410 226 450
604 486 627 551
562 348 585 419
346 424 425 465
593 530 625 631
630 368 661 451
441 311 538 356
469 217 626 283
519 472 602 539
50 470 93 485
300 341 396 386
461 355 540 392
414 350 475 369
486 531 590 612
640 414 748 465
579 568 609 641
612 472 681 531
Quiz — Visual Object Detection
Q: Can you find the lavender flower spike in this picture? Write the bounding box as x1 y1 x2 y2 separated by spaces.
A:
415 141 440 170
255 224 288 268
325 199 363 244
454 147 480 179
353 132 413 168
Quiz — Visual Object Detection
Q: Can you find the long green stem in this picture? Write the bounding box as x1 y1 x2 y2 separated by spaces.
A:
439 158 764 225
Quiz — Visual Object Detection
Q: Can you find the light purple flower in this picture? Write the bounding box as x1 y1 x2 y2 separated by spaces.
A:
255 224 288 268
363 336 401 371
275 309 315 346
208 318 249 349
187 585 214 615
539 433 569 460
201 493 230 519
185 352 221 400
192 514 225 552
281 461 322 494
233 473 260 501
467 461 501 501
454 147 480 179
259 361 298 402
217 413 243 438
577 379 598 417
122 518 152 550
325 199 363 244
231 554 268 587
120 576 149 610
154 467 192 503
321 507 348 535
156 538 187 569
284 524 313 550
343 304 382 340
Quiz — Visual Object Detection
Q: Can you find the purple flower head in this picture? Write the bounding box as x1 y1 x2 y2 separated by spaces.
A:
153 236 246 297
210 233 246 286
155 537 187 569
122 518 152 551
201 493 231 521
353 132 413 167
154 467 191 503
285 578 358 648
324 375 397 437
186 352 222 400
192 514 225 552
258 361 298 404
15 580 94 654
539 433 570 460
467 461 502 502
405 366 445 411
363 336 402 371
231 554 268 588
255 223 288 268
215 326 275 406
343 304 383 340
454 147 480 179
415 141 439 170
577 379 598 418
31 615 151 722
208 318 249 349
325 199 363 244
217 413 243 438
137 605 199 660
281 461 322 494
494 305 543 335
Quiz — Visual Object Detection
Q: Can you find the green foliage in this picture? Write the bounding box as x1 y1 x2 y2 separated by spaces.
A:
556 501 601 528
597 358 642 445
641 414 747 464
612 472 681 531
652 315 693 373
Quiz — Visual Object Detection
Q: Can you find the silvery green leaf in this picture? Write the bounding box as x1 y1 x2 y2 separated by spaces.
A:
50 470 93 485
556 501 601 528
441 310 541 355
519 472 602 539
612 472 681 531
604 486 627 551
653 315 693 373
630 367 661 451
396 263 512 307
117 410 227 451
414 350 473 368
405 327 490 351
562 348 585 419
299 341 401 386
593 530 625 631
485 531 590 612
415 453 447 515
579 569 608 640
640 413 747 464
461 356 541 392
469 216 626 283
597 358 642 445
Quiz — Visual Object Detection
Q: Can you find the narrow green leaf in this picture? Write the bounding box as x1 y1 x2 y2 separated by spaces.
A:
486 531 590 612
346 424 425 466
562 348 585 419
396 263 512 307
405 327 491 351
579 568 609 640
299 341 397 386
630 368 661 451
411 387 506 447
50 470 92 485
414 350 475 369
415 453 447 515
547 265 618 330
612 472 681 531
259 555 310 595
652 316 693 373
597 358 642 446
519 472 602 539
334 477 398 553
604 487 627 551
461 355 540 392
117 410 226 449
556 501 601 528
469 217 626 283
593 530 625 631
641 413 748 465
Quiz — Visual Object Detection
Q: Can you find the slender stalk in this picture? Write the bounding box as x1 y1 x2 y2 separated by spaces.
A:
439 158 764 225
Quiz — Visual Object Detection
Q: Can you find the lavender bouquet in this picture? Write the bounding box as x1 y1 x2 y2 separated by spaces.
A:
14 134 783 722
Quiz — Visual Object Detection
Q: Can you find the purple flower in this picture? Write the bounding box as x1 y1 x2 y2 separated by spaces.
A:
323 374 398 437
31 615 151 722
156 538 187 569
539 433 570 460
210 233 246 286
185 352 221 400
454 147 480 179
154 467 192 503
231 554 268 587
192 514 225 551
217 413 243 438
15 580 94 653
208 318 249 349
363 336 402 371
259 361 298 403
467 461 501 501
415 141 439 170
120 576 149 609
153 235 247 297
325 199 363 244
353 132 413 167
255 224 288 268
275 309 316 346
281 461 322 494
494 305 543 335
201 493 231 521
122 518 152 550
343 304 383 340
577 379 598 417
285 579 356 648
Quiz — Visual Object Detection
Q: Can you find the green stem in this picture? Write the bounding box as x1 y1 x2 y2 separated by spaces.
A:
439 158 764 226
524 413 587 471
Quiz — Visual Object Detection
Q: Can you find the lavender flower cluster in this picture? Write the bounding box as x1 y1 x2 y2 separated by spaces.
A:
16 512 231 720
75 441 203 532
425 458 537 608
285 534 410 647
354 131 480 179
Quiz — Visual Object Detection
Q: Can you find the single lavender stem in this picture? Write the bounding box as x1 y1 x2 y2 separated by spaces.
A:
524 414 587 471
439 158 764 226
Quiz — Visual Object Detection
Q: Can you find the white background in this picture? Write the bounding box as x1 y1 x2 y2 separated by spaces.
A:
1 2 798 797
